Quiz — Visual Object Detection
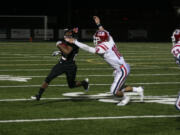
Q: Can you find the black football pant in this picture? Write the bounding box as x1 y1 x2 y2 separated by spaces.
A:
45 61 77 88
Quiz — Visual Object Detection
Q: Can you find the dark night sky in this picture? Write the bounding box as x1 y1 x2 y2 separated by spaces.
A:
0 0 180 41
0 0 178 16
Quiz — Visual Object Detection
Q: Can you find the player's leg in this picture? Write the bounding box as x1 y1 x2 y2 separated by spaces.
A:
75 78 89 91
123 85 144 102
175 91 180 111
110 66 130 106
118 63 144 102
32 63 64 100
123 85 143 93
34 81 49 100
66 64 89 91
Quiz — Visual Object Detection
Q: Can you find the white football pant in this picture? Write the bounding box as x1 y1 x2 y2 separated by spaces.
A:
110 63 130 95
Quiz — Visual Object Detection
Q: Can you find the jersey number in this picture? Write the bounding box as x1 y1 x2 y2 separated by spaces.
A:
112 45 121 59
97 31 105 36
173 49 180 57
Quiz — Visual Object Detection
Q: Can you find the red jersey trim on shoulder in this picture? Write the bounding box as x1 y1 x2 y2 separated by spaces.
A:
172 45 180 49
97 44 109 51
95 48 100 53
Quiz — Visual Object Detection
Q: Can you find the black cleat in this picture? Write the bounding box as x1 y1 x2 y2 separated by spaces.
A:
82 78 89 91
31 94 41 101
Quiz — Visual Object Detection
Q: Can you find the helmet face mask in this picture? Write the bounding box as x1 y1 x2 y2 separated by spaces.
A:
93 36 101 46
93 30 109 46
64 27 79 38
171 35 176 46
64 30 73 38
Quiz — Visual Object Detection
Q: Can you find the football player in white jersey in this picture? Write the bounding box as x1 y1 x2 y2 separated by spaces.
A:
171 29 180 111
65 16 144 106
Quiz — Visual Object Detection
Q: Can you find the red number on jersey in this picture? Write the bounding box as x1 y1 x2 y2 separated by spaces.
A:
112 45 121 59
173 48 180 57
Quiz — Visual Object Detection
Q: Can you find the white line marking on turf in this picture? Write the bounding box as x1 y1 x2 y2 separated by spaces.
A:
0 62 176 67
0 115 180 123
0 97 71 102
0 75 31 82
0 52 173 56
0 95 177 102
0 67 179 72
0 58 174 62
14 73 180 78
0 82 180 88
0 68 113 72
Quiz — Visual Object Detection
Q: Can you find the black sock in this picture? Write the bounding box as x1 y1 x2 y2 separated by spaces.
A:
81 80 86 85
37 88 45 97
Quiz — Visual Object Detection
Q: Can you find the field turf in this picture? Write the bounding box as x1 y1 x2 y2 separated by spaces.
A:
0 42 180 135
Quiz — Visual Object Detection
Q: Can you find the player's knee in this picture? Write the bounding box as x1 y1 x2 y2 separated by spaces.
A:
111 90 123 97
110 90 117 96
68 85 75 89
113 93 117 96
45 77 51 84
116 91 124 97
45 72 57 84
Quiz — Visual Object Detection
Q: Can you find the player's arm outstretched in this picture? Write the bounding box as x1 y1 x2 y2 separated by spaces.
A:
93 16 104 30
64 16 107 54
94 16 113 43
64 38 96 54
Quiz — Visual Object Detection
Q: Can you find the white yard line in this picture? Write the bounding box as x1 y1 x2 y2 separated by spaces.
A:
0 52 171 55
0 97 71 102
16 73 180 78
0 62 175 65
0 58 174 61
0 69 51 71
0 82 180 88
0 95 177 102
0 67 179 72
0 115 180 123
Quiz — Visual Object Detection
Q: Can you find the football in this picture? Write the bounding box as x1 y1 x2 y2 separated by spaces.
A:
60 42 68 48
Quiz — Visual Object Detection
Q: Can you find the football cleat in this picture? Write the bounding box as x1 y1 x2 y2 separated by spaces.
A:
31 94 41 101
136 86 144 102
175 91 180 111
117 96 130 106
82 78 89 91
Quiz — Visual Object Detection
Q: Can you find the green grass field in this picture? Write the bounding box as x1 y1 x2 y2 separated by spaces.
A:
0 42 180 135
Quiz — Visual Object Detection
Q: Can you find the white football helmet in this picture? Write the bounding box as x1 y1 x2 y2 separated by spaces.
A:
93 30 109 46
171 29 180 46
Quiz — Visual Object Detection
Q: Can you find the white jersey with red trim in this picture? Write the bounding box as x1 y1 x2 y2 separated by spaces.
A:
171 42 180 58
171 42 180 65
95 36 127 69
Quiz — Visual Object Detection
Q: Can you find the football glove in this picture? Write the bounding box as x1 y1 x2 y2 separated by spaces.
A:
52 51 61 56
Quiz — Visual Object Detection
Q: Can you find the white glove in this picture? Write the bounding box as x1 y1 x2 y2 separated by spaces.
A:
56 41 62 47
52 51 61 56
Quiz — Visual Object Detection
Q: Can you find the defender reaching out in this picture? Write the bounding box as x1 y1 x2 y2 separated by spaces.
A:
65 16 144 106
171 28 180 111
